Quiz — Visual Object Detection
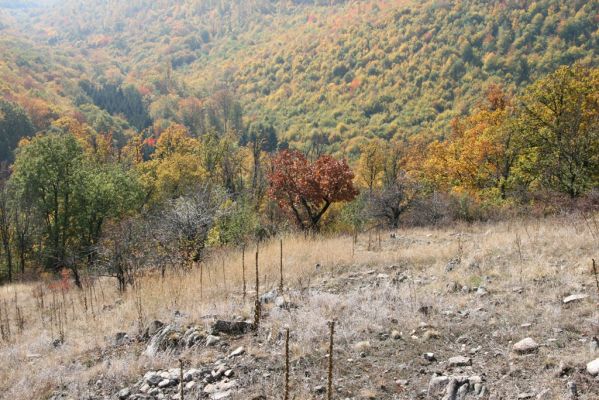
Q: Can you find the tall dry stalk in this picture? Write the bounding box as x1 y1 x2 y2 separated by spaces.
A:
279 239 284 294
253 244 261 329
179 358 185 400
242 245 246 302
133 281 145 335
284 327 290 400
222 258 227 292
592 259 599 296
200 262 203 301
327 321 335 400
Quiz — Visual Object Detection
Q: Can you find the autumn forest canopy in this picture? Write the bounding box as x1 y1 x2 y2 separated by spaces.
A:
0 0 597 285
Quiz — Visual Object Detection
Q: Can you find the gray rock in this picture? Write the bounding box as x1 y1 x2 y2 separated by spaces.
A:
563 294 589 304
117 388 131 399
206 335 221 346
144 372 162 386
185 381 196 390
114 332 130 346
229 346 245 357
212 391 232 399
517 393 535 399
445 258 460 272
157 379 172 388
513 338 539 354
476 287 489 296
448 356 472 367
144 320 165 338
314 385 326 394
567 382 577 399
145 325 182 356
259 289 278 304
428 376 450 395
211 320 253 335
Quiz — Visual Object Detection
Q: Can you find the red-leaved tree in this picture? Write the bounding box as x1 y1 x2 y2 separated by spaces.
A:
268 150 358 230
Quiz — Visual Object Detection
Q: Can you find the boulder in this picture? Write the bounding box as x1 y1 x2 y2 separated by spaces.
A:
144 325 182 356
211 320 253 335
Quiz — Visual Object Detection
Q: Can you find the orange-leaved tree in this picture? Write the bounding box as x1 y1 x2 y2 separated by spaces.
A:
268 150 358 231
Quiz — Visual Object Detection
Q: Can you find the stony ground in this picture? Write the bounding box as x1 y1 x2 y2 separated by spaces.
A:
2 218 598 399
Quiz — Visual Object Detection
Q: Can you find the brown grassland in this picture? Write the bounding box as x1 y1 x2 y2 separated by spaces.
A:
0 215 597 399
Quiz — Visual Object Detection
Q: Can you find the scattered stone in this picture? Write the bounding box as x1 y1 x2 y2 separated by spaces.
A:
259 289 278 304
145 325 182 356
157 379 172 388
353 341 371 352
117 388 131 399
185 381 196 390
211 320 253 335
517 392 535 399
513 338 539 354
229 346 245 357
476 286 489 296
182 326 204 347
144 320 165 338
423 330 440 341
428 376 449 394
212 391 232 399
586 358 599 376
144 372 162 386
563 294 589 304
567 382 577 399
206 335 221 346
314 385 326 394
445 258 460 272
423 352 436 362
114 332 130 346
448 356 472 367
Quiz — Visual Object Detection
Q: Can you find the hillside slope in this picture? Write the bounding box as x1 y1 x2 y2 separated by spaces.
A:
0 0 597 151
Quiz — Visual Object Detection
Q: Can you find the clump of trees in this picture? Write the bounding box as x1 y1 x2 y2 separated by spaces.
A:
351 65 598 229
0 65 596 290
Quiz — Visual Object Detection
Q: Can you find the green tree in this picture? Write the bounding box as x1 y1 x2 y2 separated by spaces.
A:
10 132 142 286
0 100 35 163
520 65 599 197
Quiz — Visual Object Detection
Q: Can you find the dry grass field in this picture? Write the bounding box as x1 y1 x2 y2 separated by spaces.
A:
0 215 598 399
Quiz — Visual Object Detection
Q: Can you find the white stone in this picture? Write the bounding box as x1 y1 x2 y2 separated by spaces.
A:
563 294 589 304
513 338 539 353
587 358 599 376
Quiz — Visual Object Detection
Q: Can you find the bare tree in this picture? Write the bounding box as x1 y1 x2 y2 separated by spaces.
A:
96 218 147 291
152 185 226 274
367 172 419 228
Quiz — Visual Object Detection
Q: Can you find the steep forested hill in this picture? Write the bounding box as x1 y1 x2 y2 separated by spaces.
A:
0 0 597 153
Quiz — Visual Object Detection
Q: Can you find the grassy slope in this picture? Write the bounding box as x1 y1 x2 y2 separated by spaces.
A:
0 216 597 398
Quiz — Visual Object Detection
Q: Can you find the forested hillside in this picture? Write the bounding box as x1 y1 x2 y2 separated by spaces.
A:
0 0 597 285
0 0 597 152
